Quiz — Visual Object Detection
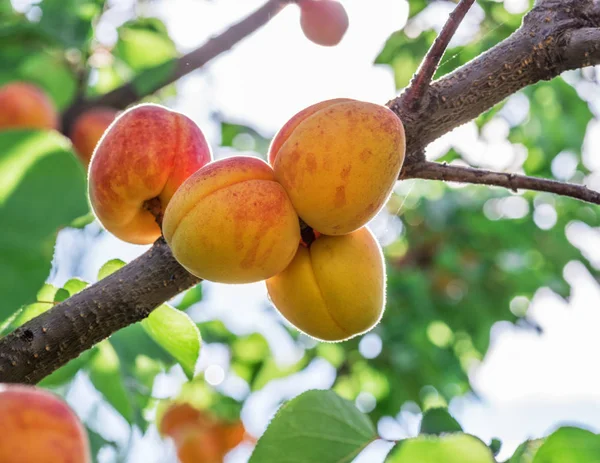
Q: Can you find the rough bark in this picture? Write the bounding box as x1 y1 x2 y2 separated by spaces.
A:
0 239 199 384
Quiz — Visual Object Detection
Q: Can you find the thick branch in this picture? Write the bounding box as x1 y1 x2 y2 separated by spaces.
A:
3 0 600 383
404 161 600 205
0 239 200 384
390 0 600 166
403 0 476 110
61 0 291 132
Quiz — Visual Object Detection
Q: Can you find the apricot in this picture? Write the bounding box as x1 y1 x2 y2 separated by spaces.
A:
266 226 385 342
269 99 405 235
159 403 246 463
89 103 212 244
70 107 118 167
0 384 90 463
0 82 59 130
299 0 349 46
163 156 300 284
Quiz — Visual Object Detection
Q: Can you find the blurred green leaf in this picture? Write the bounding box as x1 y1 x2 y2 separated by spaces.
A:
63 277 89 296
177 284 203 311
508 439 544 463
386 434 495 463
38 0 105 49
531 427 600 463
419 408 463 435
0 130 88 322
88 341 135 424
97 259 126 280
141 304 201 380
250 390 377 463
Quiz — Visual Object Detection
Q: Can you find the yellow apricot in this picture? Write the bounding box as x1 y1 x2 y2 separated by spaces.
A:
163 156 301 284
269 99 405 235
266 227 385 342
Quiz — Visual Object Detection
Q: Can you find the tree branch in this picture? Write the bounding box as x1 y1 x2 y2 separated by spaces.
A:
0 239 200 384
61 0 293 132
3 0 600 384
403 0 477 110
389 0 600 166
404 161 600 205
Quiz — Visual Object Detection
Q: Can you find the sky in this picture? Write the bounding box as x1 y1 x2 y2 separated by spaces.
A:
16 0 600 461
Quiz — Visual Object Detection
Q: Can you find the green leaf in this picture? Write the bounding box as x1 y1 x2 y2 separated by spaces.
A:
1 283 58 334
250 390 377 463
39 349 94 388
63 278 89 296
97 259 126 280
177 284 203 311
141 304 201 380
532 427 600 463
508 439 544 463
0 130 88 322
54 288 71 303
386 434 496 463
88 341 134 423
419 408 463 435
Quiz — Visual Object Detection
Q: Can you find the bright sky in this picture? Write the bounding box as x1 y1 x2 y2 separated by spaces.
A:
34 0 600 461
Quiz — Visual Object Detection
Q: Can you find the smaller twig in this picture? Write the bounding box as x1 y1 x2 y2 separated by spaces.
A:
404 161 600 205
403 0 477 110
61 0 292 132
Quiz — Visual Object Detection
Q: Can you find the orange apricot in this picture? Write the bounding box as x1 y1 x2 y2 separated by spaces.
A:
269 99 405 235
70 107 118 167
266 226 385 342
299 0 349 46
163 156 300 284
88 103 212 244
0 384 90 463
159 403 246 463
0 82 59 131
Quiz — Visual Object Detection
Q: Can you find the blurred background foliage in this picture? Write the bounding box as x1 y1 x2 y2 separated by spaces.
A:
1 0 600 461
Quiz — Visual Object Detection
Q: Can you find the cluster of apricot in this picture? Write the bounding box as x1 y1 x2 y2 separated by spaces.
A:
88 98 405 342
159 402 247 463
0 81 117 166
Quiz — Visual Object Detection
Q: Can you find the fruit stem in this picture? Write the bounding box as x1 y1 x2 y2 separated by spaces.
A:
299 219 317 247
143 197 164 229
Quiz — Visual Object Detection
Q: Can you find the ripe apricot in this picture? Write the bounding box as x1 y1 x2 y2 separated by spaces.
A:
266 226 386 342
159 403 246 463
163 156 300 284
299 0 349 46
0 82 59 130
70 107 118 167
89 103 212 244
0 384 90 463
269 99 405 235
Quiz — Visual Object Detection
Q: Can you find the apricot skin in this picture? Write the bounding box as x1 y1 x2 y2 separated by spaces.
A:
270 99 405 235
89 103 212 244
0 384 90 463
159 403 246 463
299 0 349 46
0 82 59 131
70 107 118 167
163 156 300 284
266 226 386 342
